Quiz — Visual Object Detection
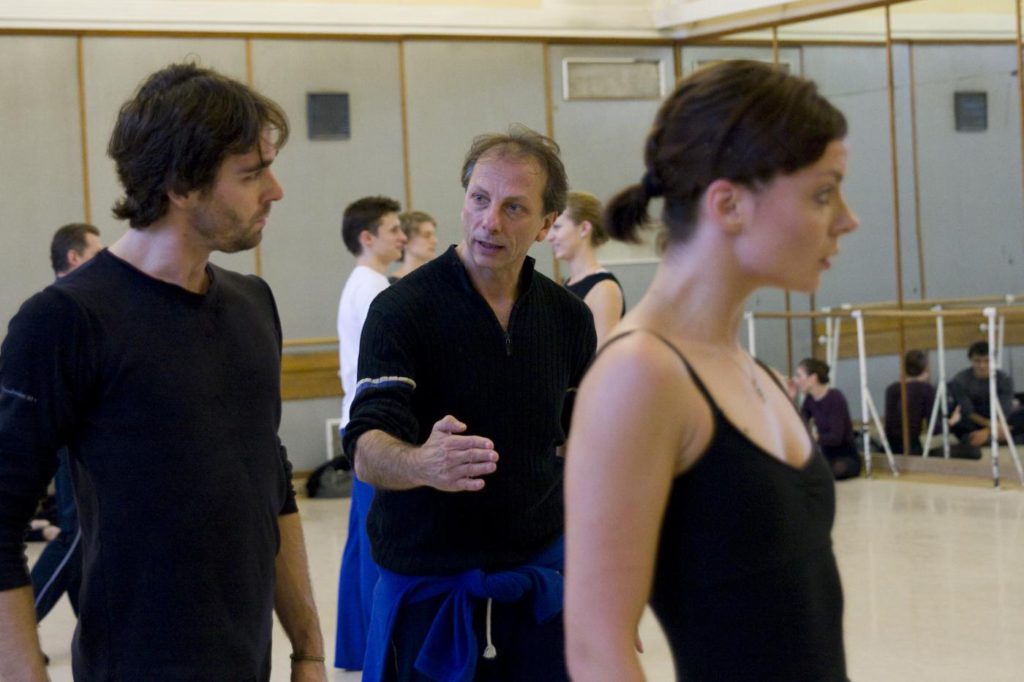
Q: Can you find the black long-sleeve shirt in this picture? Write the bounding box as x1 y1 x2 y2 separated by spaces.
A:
884 380 938 454
343 246 596 575
800 389 855 449
948 367 1014 427
0 250 296 681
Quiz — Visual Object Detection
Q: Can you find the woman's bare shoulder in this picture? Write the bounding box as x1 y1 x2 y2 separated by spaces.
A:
577 329 714 470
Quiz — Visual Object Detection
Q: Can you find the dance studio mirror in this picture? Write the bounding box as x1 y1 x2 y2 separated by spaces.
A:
887 0 1023 303
774 7 894 313
769 0 1022 311
710 1 1023 375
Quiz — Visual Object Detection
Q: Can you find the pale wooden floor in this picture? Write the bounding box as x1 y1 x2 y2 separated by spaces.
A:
32 475 1024 681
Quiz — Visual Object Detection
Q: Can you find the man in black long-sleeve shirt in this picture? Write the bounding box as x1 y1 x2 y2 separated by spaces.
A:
0 63 325 682
949 341 1022 446
343 126 596 681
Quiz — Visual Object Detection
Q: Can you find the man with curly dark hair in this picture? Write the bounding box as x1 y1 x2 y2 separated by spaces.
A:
0 63 325 682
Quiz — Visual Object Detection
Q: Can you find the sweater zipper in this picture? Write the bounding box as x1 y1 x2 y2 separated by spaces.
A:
504 300 521 357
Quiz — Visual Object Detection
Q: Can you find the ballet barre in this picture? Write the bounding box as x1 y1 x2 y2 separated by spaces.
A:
746 304 1024 487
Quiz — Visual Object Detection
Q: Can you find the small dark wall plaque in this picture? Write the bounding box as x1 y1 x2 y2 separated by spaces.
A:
307 92 350 140
954 91 987 132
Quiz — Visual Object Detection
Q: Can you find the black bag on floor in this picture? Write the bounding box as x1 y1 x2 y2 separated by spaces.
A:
305 456 353 498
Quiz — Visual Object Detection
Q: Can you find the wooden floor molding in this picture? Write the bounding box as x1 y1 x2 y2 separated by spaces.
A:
868 450 1024 488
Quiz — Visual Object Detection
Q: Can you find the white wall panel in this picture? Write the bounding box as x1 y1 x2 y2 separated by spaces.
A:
549 43 676 266
0 36 84 332
253 39 405 340
913 44 1024 299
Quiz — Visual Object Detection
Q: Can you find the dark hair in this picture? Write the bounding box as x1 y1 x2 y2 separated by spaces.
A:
968 341 989 359
904 349 928 378
50 223 100 275
461 124 568 216
342 196 402 256
799 357 831 385
606 60 848 244
108 62 289 228
564 191 609 247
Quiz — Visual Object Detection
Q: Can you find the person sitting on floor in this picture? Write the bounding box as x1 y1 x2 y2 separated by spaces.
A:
884 349 961 455
794 358 861 480
948 341 1024 447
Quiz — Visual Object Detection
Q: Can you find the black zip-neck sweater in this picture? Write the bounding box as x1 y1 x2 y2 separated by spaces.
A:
343 245 596 575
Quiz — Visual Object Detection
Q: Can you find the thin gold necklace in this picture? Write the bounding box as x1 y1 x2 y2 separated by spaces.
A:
720 349 766 403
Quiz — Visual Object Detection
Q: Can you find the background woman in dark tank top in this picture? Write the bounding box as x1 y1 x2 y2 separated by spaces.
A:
565 60 859 681
546 190 625 344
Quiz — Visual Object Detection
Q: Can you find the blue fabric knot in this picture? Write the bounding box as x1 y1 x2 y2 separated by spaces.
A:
362 537 564 682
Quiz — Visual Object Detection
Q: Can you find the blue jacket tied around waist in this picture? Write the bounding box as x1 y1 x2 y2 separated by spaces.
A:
362 537 565 682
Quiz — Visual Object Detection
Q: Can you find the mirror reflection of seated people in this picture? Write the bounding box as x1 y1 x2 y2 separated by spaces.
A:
883 349 961 455
948 341 1024 447
795 358 861 480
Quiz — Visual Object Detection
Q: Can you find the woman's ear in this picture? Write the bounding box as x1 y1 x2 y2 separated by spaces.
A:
704 178 744 235
578 220 593 239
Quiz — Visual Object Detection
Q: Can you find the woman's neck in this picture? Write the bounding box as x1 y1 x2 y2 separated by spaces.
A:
808 384 830 400
630 241 755 345
567 249 602 284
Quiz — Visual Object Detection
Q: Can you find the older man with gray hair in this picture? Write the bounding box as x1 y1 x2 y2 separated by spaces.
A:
343 125 596 681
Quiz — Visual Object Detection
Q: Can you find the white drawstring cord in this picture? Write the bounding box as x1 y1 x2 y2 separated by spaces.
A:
482 598 497 659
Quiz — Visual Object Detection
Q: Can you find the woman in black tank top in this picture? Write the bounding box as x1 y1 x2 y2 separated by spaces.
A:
546 190 625 344
565 60 859 682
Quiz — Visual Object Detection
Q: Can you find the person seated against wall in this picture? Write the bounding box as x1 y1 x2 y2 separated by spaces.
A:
388 210 438 283
794 358 861 480
545 190 625 344
884 349 961 455
948 341 1024 447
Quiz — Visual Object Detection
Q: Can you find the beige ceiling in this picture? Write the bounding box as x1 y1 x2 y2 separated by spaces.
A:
656 0 1018 39
0 0 1017 39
